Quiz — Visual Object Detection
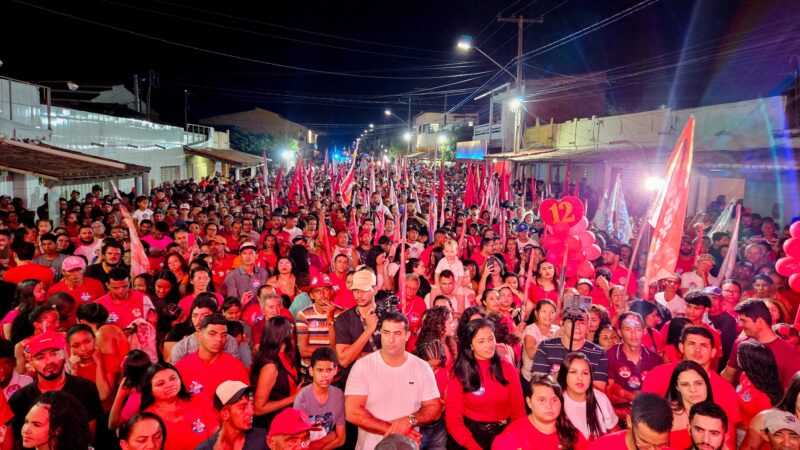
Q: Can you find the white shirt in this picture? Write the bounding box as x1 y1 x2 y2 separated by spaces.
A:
655 291 686 317
435 257 464 281
132 209 153 223
521 323 561 381
74 239 103 265
563 390 618 440
407 242 424 259
345 351 439 450
680 271 719 291
3 371 33 399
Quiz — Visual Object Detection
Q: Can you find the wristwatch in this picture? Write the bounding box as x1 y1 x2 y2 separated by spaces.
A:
408 414 418 427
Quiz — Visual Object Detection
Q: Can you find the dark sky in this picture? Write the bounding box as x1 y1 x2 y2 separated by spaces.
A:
3 0 800 148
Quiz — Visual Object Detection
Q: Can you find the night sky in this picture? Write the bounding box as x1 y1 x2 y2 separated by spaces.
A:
3 0 800 149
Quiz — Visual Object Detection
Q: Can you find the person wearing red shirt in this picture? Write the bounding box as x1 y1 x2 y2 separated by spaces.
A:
208 236 235 289
640 326 740 449
401 274 427 351
721 298 800 391
47 256 105 315
445 319 525 450
4 242 53 288
66 324 114 405
600 245 637 297
95 268 155 330
588 393 673 450
175 314 248 404
660 291 723 370
493 373 588 450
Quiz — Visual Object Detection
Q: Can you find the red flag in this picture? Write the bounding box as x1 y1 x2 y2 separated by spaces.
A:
274 167 283 194
398 206 408 300
374 210 385 245
338 141 359 204
348 207 358 239
437 160 445 206
318 213 333 272
644 116 696 293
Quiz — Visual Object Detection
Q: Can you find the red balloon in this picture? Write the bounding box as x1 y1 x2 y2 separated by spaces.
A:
570 216 589 234
565 263 578 278
585 244 602 261
792 221 800 239
542 234 565 251
776 256 800 278
577 260 595 278
552 222 571 236
566 236 582 252
546 251 562 265
784 238 800 258
790 273 800 293
578 231 596 248
538 196 586 227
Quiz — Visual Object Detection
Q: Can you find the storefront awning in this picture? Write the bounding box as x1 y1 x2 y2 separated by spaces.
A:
184 146 264 167
0 138 150 182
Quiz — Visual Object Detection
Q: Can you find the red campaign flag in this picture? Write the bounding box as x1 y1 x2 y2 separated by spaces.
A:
370 158 377 194
644 116 696 294
338 141 359 204
348 207 358 239
287 167 299 203
437 160 445 205
392 212 401 242
374 210 385 245
318 211 333 272
398 205 408 299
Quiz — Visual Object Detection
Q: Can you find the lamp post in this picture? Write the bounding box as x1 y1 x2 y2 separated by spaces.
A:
458 35 524 154
386 109 413 157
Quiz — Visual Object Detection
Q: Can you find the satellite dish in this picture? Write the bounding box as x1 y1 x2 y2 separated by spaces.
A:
67 81 79 91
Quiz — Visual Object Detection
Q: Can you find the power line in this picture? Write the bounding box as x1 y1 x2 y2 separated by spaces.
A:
14 0 493 80
95 0 446 62
153 0 453 55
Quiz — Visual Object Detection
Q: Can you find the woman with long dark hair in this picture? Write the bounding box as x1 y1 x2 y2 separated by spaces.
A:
148 270 181 311
288 243 313 288
493 373 585 450
666 360 714 450
364 245 391 291
258 233 281 272
415 305 457 365
528 260 558 302
267 257 297 299
742 372 800 450
557 353 619 440
178 266 222 314
22 390 90 450
521 299 561 383
251 316 303 430
141 362 218 450
662 317 692 363
445 319 524 449
164 252 190 294
736 339 783 427
109 349 153 430
2 278 46 341
628 300 663 354
407 257 432 299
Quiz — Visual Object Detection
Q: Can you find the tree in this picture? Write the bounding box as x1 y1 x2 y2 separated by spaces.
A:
224 126 299 159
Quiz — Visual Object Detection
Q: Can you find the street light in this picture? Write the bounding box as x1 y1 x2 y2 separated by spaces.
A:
437 133 448 144
403 132 412 142
384 109 391 116
369 123 374 129
456 35 517 81
508 97 522 111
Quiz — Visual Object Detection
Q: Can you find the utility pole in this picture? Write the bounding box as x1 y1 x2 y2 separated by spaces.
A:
497 15 543 153
146 69 154 122
184 90 189 127
133 74 141 113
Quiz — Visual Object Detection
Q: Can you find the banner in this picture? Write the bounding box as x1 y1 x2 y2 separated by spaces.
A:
111 181 150 277
715 204 741 284
645 116 696 290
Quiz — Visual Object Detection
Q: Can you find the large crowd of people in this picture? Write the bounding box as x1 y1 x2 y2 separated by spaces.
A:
0 160 796 450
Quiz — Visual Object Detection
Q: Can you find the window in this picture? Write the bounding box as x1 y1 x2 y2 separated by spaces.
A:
160 165 179 183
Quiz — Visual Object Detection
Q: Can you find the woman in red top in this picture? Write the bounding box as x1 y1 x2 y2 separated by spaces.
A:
445 318 525 450
662 317 691 364
415 306 457 365
502 236 520 274
164 252 190 295
666 360 714 450
528 260 558 303
259 234 281 272
736 340 783 427
492 373 586 450
141 362 219 450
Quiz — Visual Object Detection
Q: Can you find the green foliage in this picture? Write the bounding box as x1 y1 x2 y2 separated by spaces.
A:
226 126 299 157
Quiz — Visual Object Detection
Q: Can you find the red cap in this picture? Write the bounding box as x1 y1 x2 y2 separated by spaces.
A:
267 408 321 438
307 273 333 290
27 331 66 357
359 229 371 237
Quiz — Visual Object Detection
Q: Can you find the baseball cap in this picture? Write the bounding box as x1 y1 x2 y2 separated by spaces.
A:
576 278 593 288
517 223 529 233
208 235 227 245
763 410 800 436
696 253 715 264
168 204 178 210
62 256 86 272
154 208 165 215
180 203 191 210
239 241 258 253
213 380 253 410
351 268 377 291
267 408 322 438
605 244 621 255
359 229 372 238
28 331 66 357
703 286 723 297
307 274 333 290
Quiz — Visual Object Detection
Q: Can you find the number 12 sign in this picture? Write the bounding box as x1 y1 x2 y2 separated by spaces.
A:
539 196 585 227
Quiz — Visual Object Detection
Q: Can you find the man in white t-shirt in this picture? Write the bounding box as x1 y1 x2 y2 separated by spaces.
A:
680 254 719 295
345 311 441 450
655 273 686 317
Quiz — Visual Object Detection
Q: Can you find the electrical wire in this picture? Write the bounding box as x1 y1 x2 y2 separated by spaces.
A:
94 0 447 62
13 0 493 80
